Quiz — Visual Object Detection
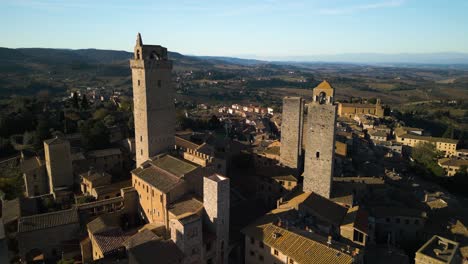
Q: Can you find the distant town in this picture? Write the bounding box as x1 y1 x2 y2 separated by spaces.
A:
0 34 467 264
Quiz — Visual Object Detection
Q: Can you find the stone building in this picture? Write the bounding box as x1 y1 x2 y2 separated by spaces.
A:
44 137 74 193
279 97 303 169
415 235 461 264
303 81 337 198
17 208 80 261
337 99 384 118
131 33 175 167
20 155 48 197
85 148 123 174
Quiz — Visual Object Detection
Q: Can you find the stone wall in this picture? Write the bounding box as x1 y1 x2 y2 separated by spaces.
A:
203 175 230 264
279 97 303 169
303 102 337 198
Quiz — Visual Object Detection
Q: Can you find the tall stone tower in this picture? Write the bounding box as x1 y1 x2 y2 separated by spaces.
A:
280 97 304 169
203 174 230 264
303 81 337 198
44 137 73 192
130 33 175 167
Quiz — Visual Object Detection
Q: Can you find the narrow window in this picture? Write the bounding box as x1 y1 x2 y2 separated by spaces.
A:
158 80 162 87
141 149 143 155
138 80 140 86
316 152 320 158
140 136 142 142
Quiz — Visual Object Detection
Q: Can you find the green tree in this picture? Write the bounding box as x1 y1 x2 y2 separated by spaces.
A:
411 142 444 177
442 125 454 139
93 108 109 120
79 120 110 150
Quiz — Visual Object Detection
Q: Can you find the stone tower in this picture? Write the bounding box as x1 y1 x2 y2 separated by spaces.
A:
44 137 73 192
203 174 230 264
130 33 175 167
303 81 337 198
280 97 304 169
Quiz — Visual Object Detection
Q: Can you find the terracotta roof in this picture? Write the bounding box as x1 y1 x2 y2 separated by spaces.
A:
371 206 426 219
93 180 131 196
242 223 356 264
94 229 135 256
399 134 458 144
18 208 78 233
81 171 112 183
315 80 333 90
300 192 348 226
86 148 121 158
168 197 204 219
175 136 200 150
339 103 377 108
331 194 354 207
128 240 185 264
369 130 388 138
151 154 198 177
20 156 44 172
439 158 468 167
341 206 369 234
87 214 121 235
272 175 298 182
132 164 184 193
123 229 161 249
43 136 69 145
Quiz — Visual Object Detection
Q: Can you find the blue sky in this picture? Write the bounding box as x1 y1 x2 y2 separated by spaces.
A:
1 0 467 58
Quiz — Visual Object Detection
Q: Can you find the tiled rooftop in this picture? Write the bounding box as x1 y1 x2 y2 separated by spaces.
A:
18 208 78 233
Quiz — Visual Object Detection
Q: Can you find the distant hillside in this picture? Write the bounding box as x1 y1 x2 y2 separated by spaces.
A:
0 47 264 95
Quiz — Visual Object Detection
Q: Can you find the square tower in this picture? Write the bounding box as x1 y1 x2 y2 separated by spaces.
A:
303 81 337 198
203 174 230 264
280 96 304 169
44 137 73 192
130 33 175 167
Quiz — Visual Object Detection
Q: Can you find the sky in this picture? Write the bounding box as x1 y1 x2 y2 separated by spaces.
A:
1 0 467 59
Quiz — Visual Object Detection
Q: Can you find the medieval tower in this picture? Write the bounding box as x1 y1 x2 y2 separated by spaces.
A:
130 33 175 167
203 174 230 264
303 81 337 198
279 97 304 169
44 137 73 192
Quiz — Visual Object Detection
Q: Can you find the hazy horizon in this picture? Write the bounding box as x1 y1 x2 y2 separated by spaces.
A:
1 0 468 57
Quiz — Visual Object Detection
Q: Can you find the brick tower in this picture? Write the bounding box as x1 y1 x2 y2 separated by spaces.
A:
303 81 337 198
130 33 175 167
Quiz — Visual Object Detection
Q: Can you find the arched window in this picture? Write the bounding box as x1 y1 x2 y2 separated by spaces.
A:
136 50 141 60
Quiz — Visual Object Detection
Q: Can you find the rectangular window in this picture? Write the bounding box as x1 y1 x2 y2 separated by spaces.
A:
259 241 264 248
250 237 255 244
140 136 143 142
138 80 140 86
353 230 364 243
274 249 279 256
158 80 162 87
